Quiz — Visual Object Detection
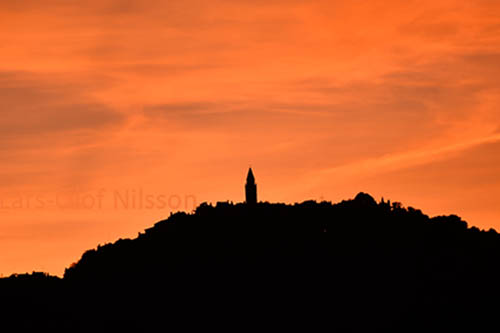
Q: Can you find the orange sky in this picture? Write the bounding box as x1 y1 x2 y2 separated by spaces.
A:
1 0 500 276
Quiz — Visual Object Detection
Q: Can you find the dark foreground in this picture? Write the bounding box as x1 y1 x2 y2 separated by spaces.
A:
2 193 500 332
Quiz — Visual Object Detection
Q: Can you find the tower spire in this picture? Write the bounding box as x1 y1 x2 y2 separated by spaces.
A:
245 168 257 205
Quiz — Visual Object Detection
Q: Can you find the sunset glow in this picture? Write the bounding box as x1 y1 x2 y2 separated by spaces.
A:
1 0 500 276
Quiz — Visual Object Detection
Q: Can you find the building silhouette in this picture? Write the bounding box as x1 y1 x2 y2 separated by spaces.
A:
245 168 257 205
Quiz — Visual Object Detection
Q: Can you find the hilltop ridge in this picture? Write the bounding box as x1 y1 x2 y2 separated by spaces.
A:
2 193 500 332
66 192 498 282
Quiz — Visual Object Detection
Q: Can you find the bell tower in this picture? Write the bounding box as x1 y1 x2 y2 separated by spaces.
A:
245 168 257 205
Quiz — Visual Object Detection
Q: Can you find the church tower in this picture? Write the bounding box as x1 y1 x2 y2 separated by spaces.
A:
245 168 257 205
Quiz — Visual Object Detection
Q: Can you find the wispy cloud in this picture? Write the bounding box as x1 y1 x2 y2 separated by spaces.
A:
315 133 500 181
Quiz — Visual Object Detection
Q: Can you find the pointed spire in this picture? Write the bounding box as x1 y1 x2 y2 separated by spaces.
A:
246 167 255 184
245 167 257 204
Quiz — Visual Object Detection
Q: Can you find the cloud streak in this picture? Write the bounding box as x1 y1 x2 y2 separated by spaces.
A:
315 133 500 181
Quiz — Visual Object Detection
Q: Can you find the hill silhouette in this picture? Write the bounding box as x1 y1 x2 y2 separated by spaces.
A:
2 193 500 332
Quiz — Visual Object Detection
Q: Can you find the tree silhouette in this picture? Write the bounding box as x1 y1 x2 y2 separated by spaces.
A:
2 192 500 332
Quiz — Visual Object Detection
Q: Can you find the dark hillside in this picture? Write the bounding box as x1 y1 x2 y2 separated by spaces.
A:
2 193 500 332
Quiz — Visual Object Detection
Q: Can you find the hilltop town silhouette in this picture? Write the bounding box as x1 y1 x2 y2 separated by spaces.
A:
2 168 500 332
